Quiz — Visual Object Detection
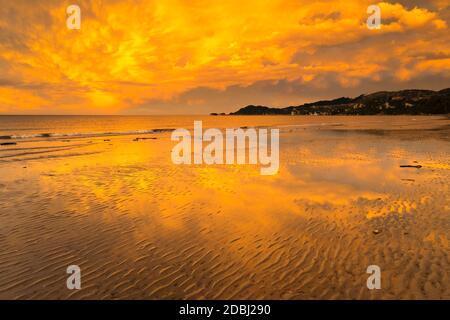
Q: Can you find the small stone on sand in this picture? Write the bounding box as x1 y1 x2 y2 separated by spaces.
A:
400 165 422 168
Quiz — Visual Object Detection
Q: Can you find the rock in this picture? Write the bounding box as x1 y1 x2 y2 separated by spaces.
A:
373 229 381 235
133 137 157 141
400 165 422 168
0 142 17 146
40 133 52 137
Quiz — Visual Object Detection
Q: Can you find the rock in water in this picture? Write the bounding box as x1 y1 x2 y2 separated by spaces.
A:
133 137 157 141
400 165 422 168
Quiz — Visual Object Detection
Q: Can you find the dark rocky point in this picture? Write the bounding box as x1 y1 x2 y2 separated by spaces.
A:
229 88 450 115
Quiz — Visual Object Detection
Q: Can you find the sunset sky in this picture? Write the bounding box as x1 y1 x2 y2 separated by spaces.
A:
0 0 449 114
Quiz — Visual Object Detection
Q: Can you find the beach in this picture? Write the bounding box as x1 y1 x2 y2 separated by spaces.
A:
0 115 449 299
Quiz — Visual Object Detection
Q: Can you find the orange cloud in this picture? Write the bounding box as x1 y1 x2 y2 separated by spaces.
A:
0 0 449 114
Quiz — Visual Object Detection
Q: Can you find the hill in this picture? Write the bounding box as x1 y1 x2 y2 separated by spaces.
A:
230 88 450 115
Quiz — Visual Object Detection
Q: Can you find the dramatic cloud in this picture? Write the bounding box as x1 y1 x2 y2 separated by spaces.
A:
0 0 449 114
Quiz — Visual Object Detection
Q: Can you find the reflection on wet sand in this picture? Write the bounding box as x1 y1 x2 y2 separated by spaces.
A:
0 116 449 299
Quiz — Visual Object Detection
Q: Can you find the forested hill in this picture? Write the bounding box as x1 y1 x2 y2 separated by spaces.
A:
229 88 450 115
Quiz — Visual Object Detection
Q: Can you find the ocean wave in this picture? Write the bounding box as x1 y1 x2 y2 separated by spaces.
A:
0 151 103 163
0 123 345 141
275 122 344 128
0 129 175 140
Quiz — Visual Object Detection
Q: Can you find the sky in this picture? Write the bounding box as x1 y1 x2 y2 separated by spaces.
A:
0 0 449 115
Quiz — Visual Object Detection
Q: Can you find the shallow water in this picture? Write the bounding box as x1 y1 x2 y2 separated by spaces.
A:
0 116 449 299
0 115 445 139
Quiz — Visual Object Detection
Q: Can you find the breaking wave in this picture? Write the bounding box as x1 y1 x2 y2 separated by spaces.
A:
0 128 175 140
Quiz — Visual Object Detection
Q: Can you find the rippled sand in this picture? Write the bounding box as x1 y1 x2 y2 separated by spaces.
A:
0 116 449 299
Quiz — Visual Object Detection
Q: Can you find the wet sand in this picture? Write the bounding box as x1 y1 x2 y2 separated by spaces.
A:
0 116 449 299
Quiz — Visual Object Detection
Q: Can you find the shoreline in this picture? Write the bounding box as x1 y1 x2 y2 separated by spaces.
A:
0 116 449 299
